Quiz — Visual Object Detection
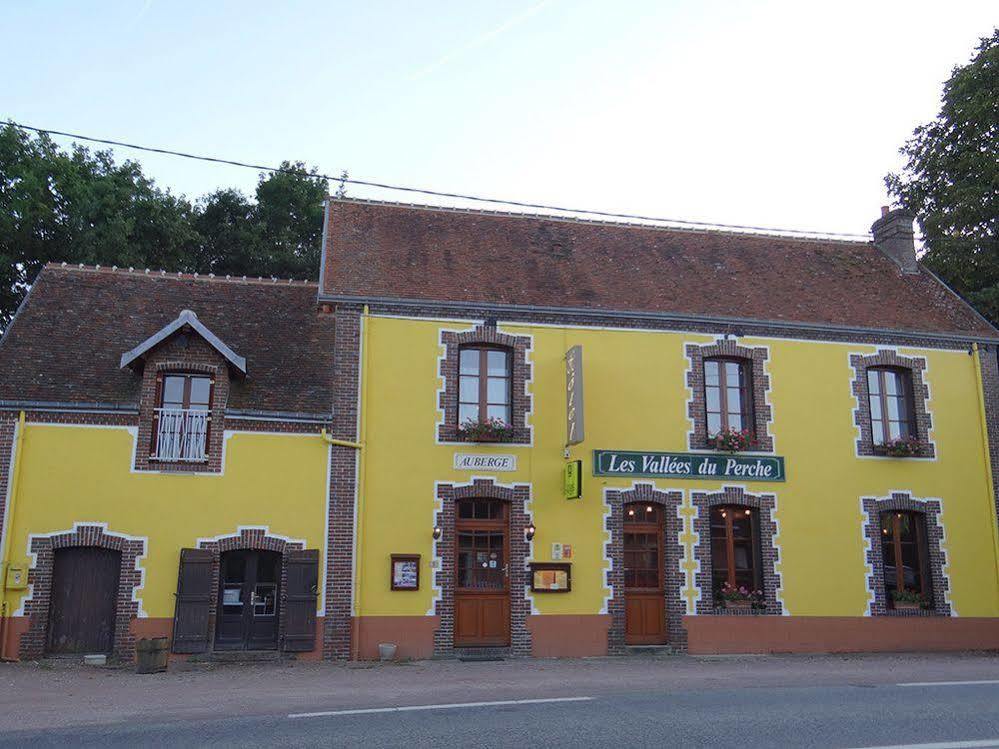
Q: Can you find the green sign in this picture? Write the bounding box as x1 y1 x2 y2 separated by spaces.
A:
593 450 785 482
564 460 583 499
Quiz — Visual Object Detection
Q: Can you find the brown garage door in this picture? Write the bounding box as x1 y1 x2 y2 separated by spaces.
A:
47 547 121 655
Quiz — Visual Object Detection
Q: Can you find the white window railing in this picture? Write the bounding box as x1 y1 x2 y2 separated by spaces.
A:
153 408 209 462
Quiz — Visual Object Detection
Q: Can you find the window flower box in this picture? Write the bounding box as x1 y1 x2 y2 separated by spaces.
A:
874 437 922 458
891 588 929 611
716 582 764 611
709 428 758 453
457 417 515 443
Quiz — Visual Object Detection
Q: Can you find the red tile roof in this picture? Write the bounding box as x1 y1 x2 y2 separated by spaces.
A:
0 265 334 413
321 199 995 337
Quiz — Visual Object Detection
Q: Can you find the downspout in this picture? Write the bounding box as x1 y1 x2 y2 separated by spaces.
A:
1 411 26 661
352 305 371 660
971 344 999 591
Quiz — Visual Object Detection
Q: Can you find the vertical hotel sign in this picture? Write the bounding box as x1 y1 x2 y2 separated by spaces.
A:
566 345 584 446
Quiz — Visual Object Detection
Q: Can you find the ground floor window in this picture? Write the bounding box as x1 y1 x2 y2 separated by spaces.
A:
880 511 932 610
710 505 763 604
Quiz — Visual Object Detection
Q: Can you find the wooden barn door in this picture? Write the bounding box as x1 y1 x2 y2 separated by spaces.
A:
47 547 121 655
624 503 667 645
454 498 510 648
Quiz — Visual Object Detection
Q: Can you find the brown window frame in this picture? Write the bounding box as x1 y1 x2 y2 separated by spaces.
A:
704 356 755 438
457 345 513 427
880 510 932 608
709 504 762 595
867 367 915 446
455 498 509 594
150 372 214 460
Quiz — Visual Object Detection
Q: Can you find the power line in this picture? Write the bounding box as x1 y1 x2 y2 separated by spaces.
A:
7 120 873 240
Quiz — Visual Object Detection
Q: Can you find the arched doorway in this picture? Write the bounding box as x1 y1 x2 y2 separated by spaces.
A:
624 502 667 645
454 498 510 648
47 547 122 655
215 550 282 650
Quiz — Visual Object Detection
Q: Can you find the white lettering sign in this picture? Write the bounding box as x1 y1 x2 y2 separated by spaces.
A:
453 453 518 472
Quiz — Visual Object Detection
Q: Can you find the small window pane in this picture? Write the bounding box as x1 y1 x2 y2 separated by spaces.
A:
706 387 721 412
872 420 885 444
459 376 479 403
707 413 722 435
487 350 509 376
728 414 743 431
705 360 720 386
727 387 742 413
886 396 900 421
460 349 480 375
888 421 902 440
189 377 211 407
486 404 509 423
487 377 509 404
459 403 479 424
885 372 899 396
870 395 882 420
868 370 881 395
725 361 741 382
162 376 185 407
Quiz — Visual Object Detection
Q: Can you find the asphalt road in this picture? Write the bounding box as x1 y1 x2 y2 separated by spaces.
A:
4 681 998 748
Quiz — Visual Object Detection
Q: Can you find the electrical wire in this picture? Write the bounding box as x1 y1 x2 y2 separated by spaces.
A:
6 120 873 239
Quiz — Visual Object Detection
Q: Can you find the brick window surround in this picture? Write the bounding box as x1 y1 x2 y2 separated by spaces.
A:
437 323 532 444
196 527 306 650
850 349 935 458
861 492 951 617
691 486 783 616
432 478 533 656
604 483 684 652
686 340 773 452
18 524 146 661
134 334 231 473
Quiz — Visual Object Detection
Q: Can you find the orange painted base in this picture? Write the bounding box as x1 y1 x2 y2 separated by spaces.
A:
527 614 611 657
684 615 999 654
353 615 439 660
1 615 325 662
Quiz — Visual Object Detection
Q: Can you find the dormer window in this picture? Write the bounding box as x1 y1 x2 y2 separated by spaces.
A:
152 374 213 462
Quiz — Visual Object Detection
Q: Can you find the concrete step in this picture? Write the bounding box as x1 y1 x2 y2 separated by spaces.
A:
625 645 678 657
455 646 510 662
192 650 285 663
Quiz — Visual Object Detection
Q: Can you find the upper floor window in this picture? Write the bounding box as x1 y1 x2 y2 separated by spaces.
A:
152 373 212 462
710 505 762 602
458 346 512 427
704 358 754 437
880 510 931 610
867 367 914 445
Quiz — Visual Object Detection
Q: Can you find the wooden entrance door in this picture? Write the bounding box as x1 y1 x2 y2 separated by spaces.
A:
624 503 667 645
455 498 510 648
47 547 121 654
216 550 281 650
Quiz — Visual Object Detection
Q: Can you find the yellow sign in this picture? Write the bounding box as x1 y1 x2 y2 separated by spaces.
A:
564 460 582 500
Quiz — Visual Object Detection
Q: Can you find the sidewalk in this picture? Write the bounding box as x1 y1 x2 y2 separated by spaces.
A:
1 652 997 732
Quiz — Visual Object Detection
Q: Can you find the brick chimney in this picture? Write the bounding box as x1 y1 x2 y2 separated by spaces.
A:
871 206 919 274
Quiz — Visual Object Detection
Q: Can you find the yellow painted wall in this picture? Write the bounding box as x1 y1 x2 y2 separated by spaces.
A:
357 316 999 620
2 426 329 619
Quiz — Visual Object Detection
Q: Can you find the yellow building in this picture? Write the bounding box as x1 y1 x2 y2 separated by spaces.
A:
1 199 997 662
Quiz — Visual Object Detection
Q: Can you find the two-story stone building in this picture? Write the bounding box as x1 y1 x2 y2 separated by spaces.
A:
1 198 997 661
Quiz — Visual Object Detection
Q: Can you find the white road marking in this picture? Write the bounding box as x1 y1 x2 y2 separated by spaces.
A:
289 696 593 719
897 680 999 687
843 740 999 749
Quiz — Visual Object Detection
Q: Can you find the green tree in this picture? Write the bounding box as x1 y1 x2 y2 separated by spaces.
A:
0 123 331 328
886 29 999 326
0 124 197 327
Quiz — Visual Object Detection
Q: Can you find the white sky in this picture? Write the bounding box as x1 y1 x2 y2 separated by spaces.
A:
3 1 996 236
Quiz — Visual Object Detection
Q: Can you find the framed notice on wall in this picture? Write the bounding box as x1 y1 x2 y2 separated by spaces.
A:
530 563 571 593
391 554 420 591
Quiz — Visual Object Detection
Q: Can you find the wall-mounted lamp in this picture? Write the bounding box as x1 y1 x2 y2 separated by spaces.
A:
525 523 536 542
432 526 442 541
